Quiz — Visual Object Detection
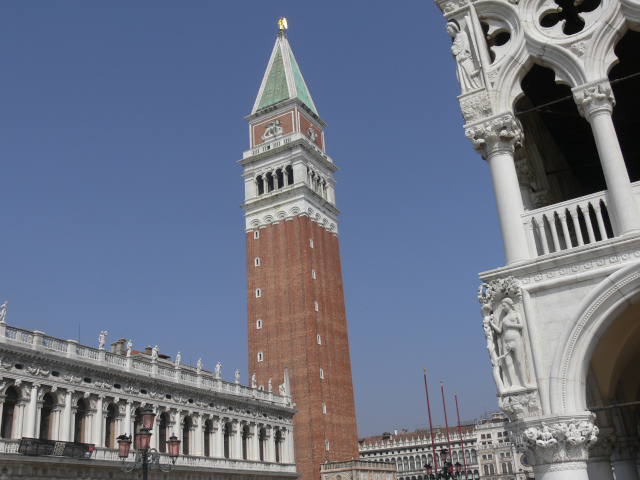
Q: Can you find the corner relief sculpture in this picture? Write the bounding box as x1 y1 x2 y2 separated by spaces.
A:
447 21 483 95
513 419 598 466
478 277 541 421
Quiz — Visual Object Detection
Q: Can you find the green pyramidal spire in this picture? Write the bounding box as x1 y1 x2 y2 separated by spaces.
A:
252 31 318 115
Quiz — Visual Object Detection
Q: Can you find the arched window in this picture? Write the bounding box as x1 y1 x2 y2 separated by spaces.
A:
286 166 293 185
74 399 88 444
473 470 479 479
452 451 458 463
314 301 318 311
254 230 260 239
259 427 266 461
242 424 250 460
421 455 427 468
157 412 168 453
39 393 54 440
256 176 264 195
255 288 261 298
428 454 433 465
409 456 416 470
483 465 489 475
317 334 321 345
465 450 470 463
266 172 274 192
224 422 232 458
403 458 409 471
489 464 495 475
182 416 192 455
275 429 282 463
471 449 477 463
204 419 212 457
255 257 260 267
104 404 116 447
276 169 284 189
1 387 18 439
257 351 264 362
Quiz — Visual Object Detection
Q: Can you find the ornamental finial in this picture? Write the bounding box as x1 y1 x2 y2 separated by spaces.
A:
278 17 288 32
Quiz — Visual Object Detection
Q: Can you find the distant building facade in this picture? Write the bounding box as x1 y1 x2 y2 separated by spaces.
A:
0 319 297 480
358 414 534 480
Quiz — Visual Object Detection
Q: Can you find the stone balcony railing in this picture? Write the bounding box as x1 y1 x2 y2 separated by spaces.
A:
0 323 290 406
0 439 296 473
522 180 640 258
243 131 333 164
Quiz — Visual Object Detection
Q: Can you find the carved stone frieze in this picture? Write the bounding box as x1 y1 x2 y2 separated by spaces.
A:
513 417 598 466
465 114 524 160
27 364 50 377
460 91 492 123
499 391 542 421
573 81 615 121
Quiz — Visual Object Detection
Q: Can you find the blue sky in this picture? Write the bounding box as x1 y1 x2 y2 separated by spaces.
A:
0 1 507 438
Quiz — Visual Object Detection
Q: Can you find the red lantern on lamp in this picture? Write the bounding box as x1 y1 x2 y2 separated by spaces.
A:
439 449 448 464
167 434 181 462
425 463 433 475
141 406 156 430
117 434 132 459
455 462 462 474
137 427 152 451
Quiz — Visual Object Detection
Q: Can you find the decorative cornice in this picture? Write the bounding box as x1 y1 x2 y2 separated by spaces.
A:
465 113 524 160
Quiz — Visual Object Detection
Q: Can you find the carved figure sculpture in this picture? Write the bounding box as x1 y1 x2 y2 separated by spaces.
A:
261 120 283 141
126 339 132 357
151 345 159 361
268 378 272 392
197 358 202 374
215 362 222 378
0 301 7 323
98 331 107 349
482 304 506 394
279 383 286 395
175 351 181 367
235 369 240 384
252 373 257 389
446 21 481 93
490 298 528 391
307 126 318 142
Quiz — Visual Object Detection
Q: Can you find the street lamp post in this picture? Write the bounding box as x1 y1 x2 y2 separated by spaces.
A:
117 406 181 480
424 449 464 480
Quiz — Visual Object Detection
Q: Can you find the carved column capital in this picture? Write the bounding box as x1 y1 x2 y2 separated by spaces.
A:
611 436 639 462
511 414 598 467
573 80 615 121
465 113 524 160
588 427 616 460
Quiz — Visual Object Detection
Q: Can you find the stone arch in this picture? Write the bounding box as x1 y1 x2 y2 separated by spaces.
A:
549 261 640 412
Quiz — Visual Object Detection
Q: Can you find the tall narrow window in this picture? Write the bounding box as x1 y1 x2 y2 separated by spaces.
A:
256 288 262 298
224 422 231 458
254 230 260 239
159 412 168 453
322 403 327 414
256 176 264 196
105 404 116 448
286 165 294 185
256 319 263 329
310 239 314 248
317 334 321 345
258 351 264 362
242 425 250 460
311 269 316 279
320 368 324 379
255 257 260 267
314 301 318 311
259 428 266 461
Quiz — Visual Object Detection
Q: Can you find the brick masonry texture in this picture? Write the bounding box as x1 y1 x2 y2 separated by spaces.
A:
246 215 359 480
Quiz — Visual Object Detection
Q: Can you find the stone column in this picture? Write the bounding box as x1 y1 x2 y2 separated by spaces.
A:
232 419 242 459
511 414 598 480
265 425 275 462
194 414 204 456
287 426 295 463
587 428 616 480
124 400 133 437
251 423 260 461
573 80 640 235
515 159 535 211
214 418 224 457
93 395 104 447
25 384 39 438
465 113 530 264
611 437 640 480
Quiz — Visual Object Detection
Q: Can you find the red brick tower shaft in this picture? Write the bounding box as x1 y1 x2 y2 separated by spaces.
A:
241 25 359 480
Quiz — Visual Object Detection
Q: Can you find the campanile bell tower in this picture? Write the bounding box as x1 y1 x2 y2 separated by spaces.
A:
240 20 359 480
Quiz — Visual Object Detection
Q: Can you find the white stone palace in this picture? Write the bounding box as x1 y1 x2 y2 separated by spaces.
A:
0 314 297 480
433 0 640 478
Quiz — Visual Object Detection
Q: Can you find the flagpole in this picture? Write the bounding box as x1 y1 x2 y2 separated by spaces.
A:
441 379 454 468
423 367 439 475
455 388 468 479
